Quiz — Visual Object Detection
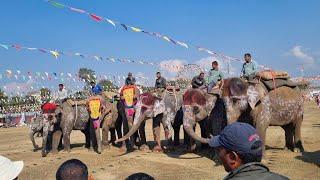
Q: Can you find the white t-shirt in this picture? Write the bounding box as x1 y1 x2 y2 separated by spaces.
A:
57 88 68 100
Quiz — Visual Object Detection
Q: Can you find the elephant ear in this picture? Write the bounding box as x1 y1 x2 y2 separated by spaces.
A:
247 85 261 110
153 99 165 117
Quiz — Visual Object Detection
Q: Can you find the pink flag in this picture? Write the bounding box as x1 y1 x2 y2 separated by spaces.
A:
70 7 86 14
89 13 102 22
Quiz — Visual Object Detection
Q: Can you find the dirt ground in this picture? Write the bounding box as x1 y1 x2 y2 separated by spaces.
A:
0 102 319 180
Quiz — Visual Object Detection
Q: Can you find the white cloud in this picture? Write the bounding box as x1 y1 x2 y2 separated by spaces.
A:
195 56 239 76
290 46 315 64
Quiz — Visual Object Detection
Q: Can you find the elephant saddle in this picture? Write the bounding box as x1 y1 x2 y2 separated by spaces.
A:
255 70 297 91
120 85 137 108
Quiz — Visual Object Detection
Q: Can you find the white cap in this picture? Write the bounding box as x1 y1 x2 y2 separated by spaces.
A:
0 155 24 180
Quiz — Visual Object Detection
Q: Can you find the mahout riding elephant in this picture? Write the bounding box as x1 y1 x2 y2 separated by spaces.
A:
187 77 305 154
116 88 187 152
182 88 222 151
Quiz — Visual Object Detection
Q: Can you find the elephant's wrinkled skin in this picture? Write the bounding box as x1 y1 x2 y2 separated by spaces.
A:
29 114 44 151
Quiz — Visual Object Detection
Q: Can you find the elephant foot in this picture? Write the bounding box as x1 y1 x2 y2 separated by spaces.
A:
284 146 293 151
293 147 302 153
102 141 109 146
103 144 110 150
33 145 40 152
140 144 150 152
63 148 71 153
152 145 163 152
120 145 127 152
52 149 58 154
41 150 48 157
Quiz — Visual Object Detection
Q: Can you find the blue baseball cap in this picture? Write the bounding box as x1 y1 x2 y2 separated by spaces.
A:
209 122 262 156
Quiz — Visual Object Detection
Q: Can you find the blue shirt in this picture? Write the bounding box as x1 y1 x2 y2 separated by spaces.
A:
92 84 103 94
241 61 258 77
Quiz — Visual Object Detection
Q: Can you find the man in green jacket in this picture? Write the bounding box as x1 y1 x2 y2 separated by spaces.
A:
207 61 224 93
241 53 258 81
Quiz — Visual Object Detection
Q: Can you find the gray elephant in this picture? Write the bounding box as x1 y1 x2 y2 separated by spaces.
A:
188 78 305 154
116 88 186 152
182 88 220 151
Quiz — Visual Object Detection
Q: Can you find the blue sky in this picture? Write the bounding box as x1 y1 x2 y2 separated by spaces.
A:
0 0 319 94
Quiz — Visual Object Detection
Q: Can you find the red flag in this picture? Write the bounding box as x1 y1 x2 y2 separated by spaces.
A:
89 13 102 22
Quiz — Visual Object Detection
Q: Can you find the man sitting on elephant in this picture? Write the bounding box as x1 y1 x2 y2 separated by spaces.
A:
191 72 206 90
207 61 224 93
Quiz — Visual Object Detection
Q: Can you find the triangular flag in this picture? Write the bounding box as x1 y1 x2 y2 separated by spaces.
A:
106 19 116 26
69 7 86 14
121 24 128 30
177 41 189 48
130 26 142 32
89 13 102 22
0 43 9 49
50 50 59 59
48 1 65 8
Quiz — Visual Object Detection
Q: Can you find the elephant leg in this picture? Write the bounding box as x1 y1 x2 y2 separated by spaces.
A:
95 127 102 154
294 116 304 152
63 132 71 152
115 118 126 150
109 128 116 145
41 123 50 157
81 127 90 149
173 126 180 146
52 130 62 154
138 120 147 145
29 130 39 151
282 123 294 151
152 114 162 152
183 127 190 146
102 125 110 147
199 119 209 149
189 125 197 152
256 124 267 156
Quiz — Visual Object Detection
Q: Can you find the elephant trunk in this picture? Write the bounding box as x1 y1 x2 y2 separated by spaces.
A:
184 125 209 144
115 115 145 143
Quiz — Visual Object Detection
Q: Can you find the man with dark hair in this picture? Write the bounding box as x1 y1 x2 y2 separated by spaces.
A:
191 72 206 89
209 122 288 180
125 72 136 85
241 53 258 81
57 83 68 104
90 81 103 95
155 72 167 89
126 172 155 180
56 159 89 180
207 61 224 93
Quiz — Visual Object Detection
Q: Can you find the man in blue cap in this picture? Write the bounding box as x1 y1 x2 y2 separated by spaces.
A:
209 122 288 180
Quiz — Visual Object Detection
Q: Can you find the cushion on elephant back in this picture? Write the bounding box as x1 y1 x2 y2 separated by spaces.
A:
256 70 289 80
74 106 89 129
121 85 137 107
67 99 87 106
260 79 298 91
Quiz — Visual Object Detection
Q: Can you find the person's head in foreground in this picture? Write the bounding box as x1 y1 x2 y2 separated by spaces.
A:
0 155 24 180
244 53 251 63
56 159 89 180
125 172 155 180
209 122 289 180
199 72 205 79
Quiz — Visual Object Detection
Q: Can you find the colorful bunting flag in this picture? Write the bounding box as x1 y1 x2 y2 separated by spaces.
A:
130 26 142 32
106 19 116 26
0 43 9 49
50 50 59 59
69 7 86 14
90 13 102 22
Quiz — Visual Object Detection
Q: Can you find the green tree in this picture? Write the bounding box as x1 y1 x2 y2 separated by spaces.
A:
98 79 117 91
40 88 51 100
78 68 96 83
0 88 8 107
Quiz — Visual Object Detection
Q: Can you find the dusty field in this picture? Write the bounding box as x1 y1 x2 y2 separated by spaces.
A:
0 102 319 180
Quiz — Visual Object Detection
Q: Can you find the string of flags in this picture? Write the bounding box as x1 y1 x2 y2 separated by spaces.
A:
46 0 241 63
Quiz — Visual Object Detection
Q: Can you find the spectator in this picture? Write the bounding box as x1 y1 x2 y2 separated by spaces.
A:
209 122 289 180
90 81 103 95
191 72 206 89
126 172 155 180
56 159 89 180
0 155 24 180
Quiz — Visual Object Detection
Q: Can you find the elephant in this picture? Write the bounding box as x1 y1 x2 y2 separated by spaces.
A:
116 89 187 152
118 85 148 150
49 100 91 156
182 88 222 151
188 77 305 154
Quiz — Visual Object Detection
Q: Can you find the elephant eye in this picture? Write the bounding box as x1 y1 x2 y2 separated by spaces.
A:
193 106 200 114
